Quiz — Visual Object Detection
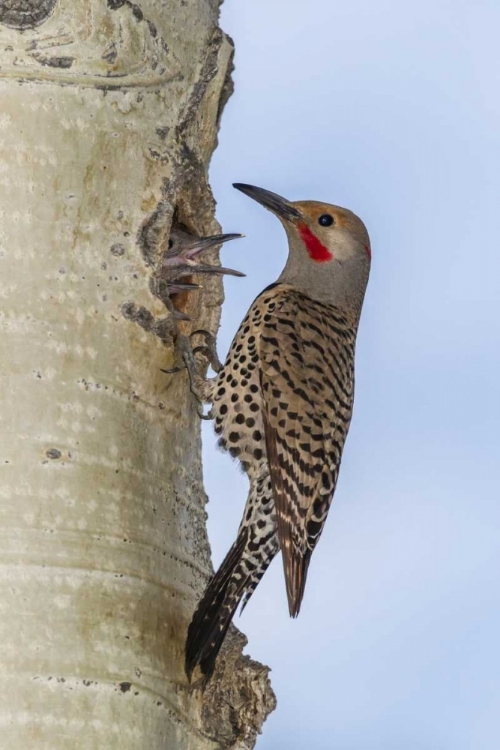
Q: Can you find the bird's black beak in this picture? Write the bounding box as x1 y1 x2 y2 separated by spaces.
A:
165 232 243 262
233 183 301 222
179 232 243 259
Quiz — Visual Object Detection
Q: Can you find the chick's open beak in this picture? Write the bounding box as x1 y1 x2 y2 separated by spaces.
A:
163 231 245 277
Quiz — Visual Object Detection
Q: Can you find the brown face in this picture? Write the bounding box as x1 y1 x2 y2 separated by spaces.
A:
232 184 370 266
290 201 371 265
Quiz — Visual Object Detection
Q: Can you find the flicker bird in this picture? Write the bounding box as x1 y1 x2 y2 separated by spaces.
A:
183 183 371 683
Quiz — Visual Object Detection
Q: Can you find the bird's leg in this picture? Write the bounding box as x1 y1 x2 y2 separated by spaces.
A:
162 333 217 418
158 230 240 414
190 329 223 373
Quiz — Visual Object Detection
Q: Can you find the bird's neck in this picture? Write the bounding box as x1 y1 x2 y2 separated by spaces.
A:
277 255 369 325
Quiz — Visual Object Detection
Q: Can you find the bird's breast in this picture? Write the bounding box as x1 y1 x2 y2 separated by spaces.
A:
211 292 276 473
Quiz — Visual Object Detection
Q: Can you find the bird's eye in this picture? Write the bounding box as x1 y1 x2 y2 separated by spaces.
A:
318 214 334 227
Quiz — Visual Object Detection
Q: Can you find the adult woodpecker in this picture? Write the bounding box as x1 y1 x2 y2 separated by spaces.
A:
183 183 371 683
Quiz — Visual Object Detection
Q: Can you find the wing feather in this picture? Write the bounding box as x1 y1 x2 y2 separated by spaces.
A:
259 288 355 615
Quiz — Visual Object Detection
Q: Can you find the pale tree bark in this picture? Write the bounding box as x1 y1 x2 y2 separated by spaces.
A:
0 1 275 748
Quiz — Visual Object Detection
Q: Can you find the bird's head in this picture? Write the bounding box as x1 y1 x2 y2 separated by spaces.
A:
234 183 370 315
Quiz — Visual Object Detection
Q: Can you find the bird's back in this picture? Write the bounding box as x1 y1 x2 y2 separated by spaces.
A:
212 284 357 610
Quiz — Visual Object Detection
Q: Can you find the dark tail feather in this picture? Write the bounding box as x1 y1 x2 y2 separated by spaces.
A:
240 535 280 613
282 541 312 618
185 529 249 684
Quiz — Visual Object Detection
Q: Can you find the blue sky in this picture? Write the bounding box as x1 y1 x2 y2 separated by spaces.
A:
203 1 500 747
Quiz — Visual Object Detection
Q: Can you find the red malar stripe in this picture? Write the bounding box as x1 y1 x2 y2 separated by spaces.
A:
298 223 333 263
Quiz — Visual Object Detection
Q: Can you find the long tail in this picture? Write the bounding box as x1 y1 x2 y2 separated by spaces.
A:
185 527 279 683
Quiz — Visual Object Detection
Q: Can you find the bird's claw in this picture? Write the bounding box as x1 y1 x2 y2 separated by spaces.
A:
161 333 215 410
161 329 223 379
190 329 223 372
160 365 185 375
197 404 213 420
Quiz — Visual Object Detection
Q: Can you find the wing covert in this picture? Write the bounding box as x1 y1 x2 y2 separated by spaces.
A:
258 288 355 615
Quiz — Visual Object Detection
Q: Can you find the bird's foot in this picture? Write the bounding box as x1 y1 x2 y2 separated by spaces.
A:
157 231 237 412
155 230 245 320
189 329 223 373
161 332 216 418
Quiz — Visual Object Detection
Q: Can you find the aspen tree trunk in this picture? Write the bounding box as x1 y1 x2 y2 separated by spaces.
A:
0 1 275 748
